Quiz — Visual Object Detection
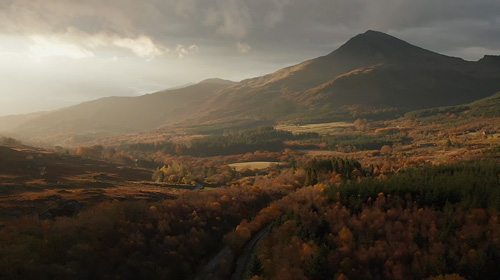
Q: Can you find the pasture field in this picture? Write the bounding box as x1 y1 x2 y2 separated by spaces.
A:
228 161 279 171
275 121 354 135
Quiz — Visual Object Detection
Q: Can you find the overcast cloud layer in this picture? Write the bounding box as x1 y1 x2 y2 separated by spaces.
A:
1 0 500 116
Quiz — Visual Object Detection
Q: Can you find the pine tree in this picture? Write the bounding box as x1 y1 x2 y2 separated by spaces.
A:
304 168 318 186
247 254 264 278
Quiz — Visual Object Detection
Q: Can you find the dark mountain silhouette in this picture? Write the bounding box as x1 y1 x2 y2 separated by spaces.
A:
2 30 500 145
200 30 500 123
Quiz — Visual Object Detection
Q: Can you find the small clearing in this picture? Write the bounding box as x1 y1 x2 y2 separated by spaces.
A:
228 162 279 171
276 121 354 135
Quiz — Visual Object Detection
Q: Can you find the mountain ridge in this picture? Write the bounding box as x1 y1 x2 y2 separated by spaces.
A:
2 30 500 145
197 30 500 124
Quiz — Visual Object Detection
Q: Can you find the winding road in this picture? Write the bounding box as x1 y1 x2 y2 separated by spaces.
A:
231 225 271 280
194 246 233 280
195 225 271 280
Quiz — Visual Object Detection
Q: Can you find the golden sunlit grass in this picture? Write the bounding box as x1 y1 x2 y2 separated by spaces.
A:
275 121 354 135
228 161 279 171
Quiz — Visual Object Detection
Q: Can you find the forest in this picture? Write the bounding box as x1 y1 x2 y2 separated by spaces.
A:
1 154 499 279
85 126 399 161
236 160 500 280
0 172 300 280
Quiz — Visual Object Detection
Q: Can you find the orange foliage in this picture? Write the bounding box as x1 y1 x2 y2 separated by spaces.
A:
239 185 500 280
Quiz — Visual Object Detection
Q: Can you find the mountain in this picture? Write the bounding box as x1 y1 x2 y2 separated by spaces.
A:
199 30 500 124
3 30 500 145
0 79 235 145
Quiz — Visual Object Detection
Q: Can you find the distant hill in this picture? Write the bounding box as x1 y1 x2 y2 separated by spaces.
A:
199 30 500 124
0 79 235 145
0 111 49 132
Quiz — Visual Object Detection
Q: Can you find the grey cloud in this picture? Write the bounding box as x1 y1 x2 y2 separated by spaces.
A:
2 0 499 60
261 0 294 28
175 0 197 18
1 1 499 73
203 0 252 39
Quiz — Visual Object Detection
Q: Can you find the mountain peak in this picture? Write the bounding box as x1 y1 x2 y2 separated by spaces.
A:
351 30 408 45
333 30 431 60
362 29 394 37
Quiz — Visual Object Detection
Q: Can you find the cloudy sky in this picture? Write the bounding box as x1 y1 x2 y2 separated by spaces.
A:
1 0 499 116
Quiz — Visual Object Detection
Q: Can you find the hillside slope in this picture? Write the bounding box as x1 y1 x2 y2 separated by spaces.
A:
1 79 235 145
200 30 500 124
405 91 500 120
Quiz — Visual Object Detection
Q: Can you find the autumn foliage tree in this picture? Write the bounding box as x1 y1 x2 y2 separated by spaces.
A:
0 178 296 280
234 160 500 280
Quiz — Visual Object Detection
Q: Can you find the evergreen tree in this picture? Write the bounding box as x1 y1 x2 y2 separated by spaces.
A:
247 254 264 278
